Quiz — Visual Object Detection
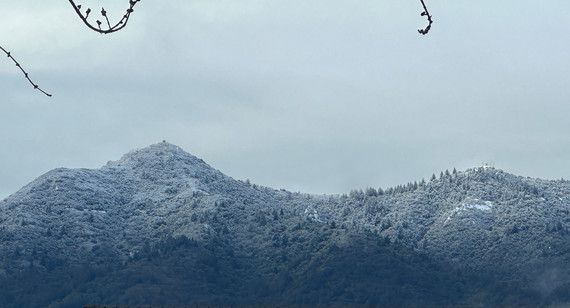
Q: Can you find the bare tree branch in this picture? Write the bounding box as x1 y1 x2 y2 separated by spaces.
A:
68 0 141 34
0 46 52 97
418 0 434 35
1 1 143 98
4 0 431 98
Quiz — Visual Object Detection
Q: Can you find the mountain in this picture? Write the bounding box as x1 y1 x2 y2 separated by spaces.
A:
0 142 568 307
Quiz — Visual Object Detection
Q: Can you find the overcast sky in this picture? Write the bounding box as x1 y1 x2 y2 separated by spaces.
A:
2 0 570 199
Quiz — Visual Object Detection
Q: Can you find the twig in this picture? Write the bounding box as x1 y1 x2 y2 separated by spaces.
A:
0 46 52 97
1 1 142 97
418 0 434 35
68 0 141 34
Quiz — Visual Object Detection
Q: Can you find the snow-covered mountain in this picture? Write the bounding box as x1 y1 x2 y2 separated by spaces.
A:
0 142 568 307
0 142 254 267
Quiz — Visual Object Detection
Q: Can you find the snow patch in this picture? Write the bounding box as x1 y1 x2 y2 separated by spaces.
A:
444 198 494 223
304 207 323 223
465 200 493 212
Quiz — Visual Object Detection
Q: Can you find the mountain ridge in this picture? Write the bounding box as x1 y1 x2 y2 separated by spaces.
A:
1 142 569 307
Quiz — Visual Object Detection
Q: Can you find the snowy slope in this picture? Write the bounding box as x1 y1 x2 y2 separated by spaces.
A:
0 142 568 295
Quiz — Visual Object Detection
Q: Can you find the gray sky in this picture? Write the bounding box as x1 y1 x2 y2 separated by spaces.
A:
2 0 570 199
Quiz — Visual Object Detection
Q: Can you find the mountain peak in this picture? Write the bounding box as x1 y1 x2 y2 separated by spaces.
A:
99 141 230 197
115 141 185 159
104 141 205 170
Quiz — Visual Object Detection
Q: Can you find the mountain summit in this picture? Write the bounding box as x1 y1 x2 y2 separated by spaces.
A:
102 141 228 195
104 141 217 177
0 142 569 307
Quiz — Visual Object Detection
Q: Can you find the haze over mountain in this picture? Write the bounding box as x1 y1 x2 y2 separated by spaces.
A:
0 142 568 307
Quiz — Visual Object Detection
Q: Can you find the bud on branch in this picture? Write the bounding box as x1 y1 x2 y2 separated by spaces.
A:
68 0 142 34
418 0 434 35
0 46 52 97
